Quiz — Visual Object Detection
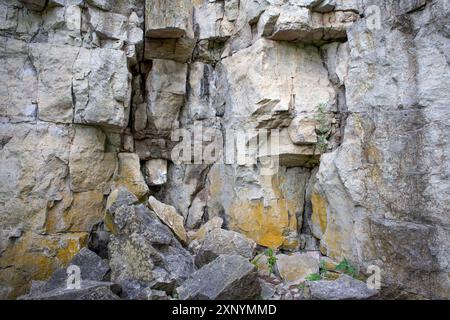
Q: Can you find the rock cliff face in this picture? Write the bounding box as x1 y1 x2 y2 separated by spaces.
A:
0 0 448 299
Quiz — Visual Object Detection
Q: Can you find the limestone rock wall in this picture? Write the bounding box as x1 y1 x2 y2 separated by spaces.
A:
0 0 449 299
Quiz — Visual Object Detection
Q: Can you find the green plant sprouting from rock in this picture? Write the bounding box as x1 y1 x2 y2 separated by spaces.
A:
251 248 278 276
304 258 359 283
305 273 323 281
265 248 277 275
315 102 329 153
335 258 358 278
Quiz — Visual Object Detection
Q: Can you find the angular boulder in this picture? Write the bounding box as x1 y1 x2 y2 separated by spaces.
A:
19 281 121 300
35 248 110 293
147 196 187 244
276 253 320 283
177 255 260 300
195 229 256 267
305 274 378 300
108 204 194 296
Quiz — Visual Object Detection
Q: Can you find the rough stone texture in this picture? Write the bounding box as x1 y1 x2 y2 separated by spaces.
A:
144 159 167 186
305 274 378 300
147 196 187 244
108 203 194 296
114 153 149 199
0 0 140 299
312 0 450 299
195 228 256 267
36 248 110 293
1 0 449 301
145 0 193 38
73 47 131 129
177 255 261 300
145 59 187 132
276 253 320 283
105 186 139 216
19 281 121 300
69 125 117 193
189 217 224 242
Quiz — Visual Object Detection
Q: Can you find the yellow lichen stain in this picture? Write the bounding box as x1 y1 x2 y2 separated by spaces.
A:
322 223 352 262
56 233 88 265
229 198 298 250
0 231 88 299
311 191 327 236
103 211 118 235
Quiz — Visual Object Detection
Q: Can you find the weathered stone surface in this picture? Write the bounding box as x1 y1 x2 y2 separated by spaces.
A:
0 231 88 299
189 217 223 242
144 37 195 63
0 38 38 123
19 281 121 300
205 164 309 250
69 125 116 193
268 4 357 44
311 0 336 13
64 190 105 232
29 43 79 124
194 1 233 40
39 248 110 292
114 153 149 199
1 0 449 301
147 196 187 243
87 6 128 42
177 255 260 300
19 0 47 11
195 229 256 267
146 59 187 132
105 186 139 216
276 253 319 283
305 274 378 300
73 48 131 129
145 0 193 38
288 116 318 145
144 159 167 186
312 0 450 299
108 204 194 295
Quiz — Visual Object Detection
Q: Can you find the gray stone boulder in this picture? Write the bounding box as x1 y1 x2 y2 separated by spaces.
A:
108 204 195 297
177 255 260 300
40 248 110 292
195 229 256 267
305 274 379 300
19 281 121 300
105 186 139 216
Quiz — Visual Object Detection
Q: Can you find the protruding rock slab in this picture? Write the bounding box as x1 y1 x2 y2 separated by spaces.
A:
114 153 149 199
195 229 256 267
177 255 261 300
276 253 319 283
144 37 195 63
305 274 378 300
148 196 187 244
145 0 193 38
